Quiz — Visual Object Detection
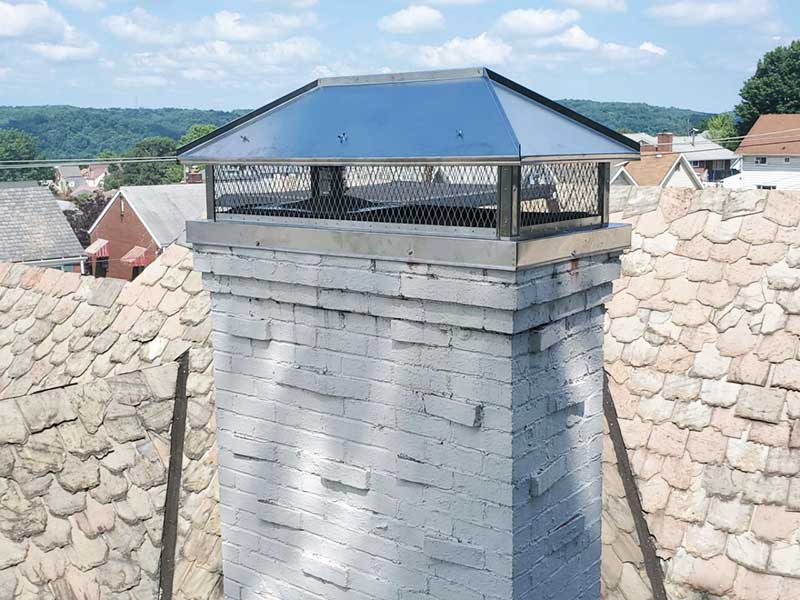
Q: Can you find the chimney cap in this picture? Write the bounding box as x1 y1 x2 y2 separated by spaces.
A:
177 68 640 165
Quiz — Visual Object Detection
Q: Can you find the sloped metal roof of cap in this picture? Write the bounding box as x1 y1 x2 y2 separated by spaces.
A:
178 68 640 165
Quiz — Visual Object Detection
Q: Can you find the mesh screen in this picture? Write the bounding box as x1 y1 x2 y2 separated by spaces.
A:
212 163 602 236
519 162 600 230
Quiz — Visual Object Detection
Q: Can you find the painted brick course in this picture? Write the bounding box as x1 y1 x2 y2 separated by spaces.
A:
195 242 621 600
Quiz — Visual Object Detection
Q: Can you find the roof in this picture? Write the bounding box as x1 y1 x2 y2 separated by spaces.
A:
621 153 702 188
737 113 800 156
0 246 222 599
0 186 85 263
57 165 82 178
91 184 206 248
605 185 800 599
178 68 639 165
625 132 738 161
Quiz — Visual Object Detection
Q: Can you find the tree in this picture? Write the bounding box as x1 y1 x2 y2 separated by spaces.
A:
64 191 109 247
104 136 183 189
704 113 739 151
735 40 800 134
179 124 217 148
0 128 52 182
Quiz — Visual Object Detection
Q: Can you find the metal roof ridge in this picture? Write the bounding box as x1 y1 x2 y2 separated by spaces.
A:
317 67 487 87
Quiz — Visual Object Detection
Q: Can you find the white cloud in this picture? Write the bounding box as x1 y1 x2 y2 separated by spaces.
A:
113 75 168 88
426 0 484 4
495 8 580 36
0 1 67 38
378 5 444 34
256 36 321 65
561 0 625 11
0 67 10 77
416 32 511 68
258 0 317 7
59 0 106 11
648 0 769 25
30 39 98 61
639 41 667 56
537 25 600 50
196 10 317 42
175 40 244 64
103 8 180 45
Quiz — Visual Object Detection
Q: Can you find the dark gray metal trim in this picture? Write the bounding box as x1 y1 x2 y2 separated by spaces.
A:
603 372 668 600
206 165 216 223
497 165 520 239
158 351 191 600
186 219 631 271
599 162 611 225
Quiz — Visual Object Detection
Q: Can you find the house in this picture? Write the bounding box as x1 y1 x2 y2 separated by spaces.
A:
87 183 205 280
611 152 703 189
54 164 91 196
0 184 85 271
0 245 222 599
626 132 739 183
83 163 109 189
723 113 800 191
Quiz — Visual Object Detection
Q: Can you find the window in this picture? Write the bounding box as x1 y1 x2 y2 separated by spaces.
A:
755 157 768 165
691 161 701 167
131 265 144 280
95 257 109 278
785 157 792 164
757 185 777 190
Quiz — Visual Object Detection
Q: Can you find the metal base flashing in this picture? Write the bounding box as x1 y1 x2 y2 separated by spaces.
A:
187 220 630 271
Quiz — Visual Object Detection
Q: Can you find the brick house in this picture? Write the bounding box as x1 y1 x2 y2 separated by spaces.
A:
87 183 205 280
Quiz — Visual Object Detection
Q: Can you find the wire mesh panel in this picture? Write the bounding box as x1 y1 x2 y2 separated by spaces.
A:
213 164 499 237
211 162 605 239
519 161 601 233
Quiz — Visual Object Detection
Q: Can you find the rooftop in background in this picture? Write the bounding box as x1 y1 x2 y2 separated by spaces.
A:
626 132 738 161
91 184 206 248
737 114 800 156
0 185 85 264
622 153 702 188
178 67 640 165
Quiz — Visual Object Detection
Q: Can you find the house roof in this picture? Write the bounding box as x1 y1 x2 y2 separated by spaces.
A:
178 68 640 164
625 132 738 161
604 185 800 598
737 113 800 156
622 153 702 188
0 186 85 263
91 184 206 248
0 246 222 599
57 165 82 178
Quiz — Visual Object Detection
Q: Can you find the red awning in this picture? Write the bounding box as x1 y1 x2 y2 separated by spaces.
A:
84 238 109 258
120 246 149 267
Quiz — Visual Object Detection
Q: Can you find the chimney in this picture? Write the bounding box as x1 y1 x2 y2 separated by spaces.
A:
181 68 634 600
656 132 673 153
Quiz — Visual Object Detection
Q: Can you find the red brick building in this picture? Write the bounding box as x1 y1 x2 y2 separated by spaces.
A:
87 184 205 280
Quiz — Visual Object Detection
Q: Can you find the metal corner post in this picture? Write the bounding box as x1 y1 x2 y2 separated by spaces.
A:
497 165 520 239
206 164 216 222
598 162 610 225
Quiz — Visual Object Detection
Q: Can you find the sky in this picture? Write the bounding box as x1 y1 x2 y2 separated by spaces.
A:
0 0 793 113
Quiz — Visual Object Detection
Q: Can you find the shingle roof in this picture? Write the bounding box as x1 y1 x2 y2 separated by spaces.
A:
115 184 206 248
737 114 800 156
622 154 682 186
0 247 222 599
0 186 85 263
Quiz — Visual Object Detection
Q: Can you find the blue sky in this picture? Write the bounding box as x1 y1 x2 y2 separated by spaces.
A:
0 0 792 112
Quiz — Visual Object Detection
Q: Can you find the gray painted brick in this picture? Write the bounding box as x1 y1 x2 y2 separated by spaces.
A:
199 246 617 600
424 394 482 428
423 536 486 569
318 458 370 490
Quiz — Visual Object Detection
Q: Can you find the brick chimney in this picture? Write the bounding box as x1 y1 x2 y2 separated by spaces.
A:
656 133 673 153
181 67 636 600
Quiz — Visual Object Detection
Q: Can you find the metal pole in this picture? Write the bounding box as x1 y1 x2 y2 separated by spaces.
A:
205 165 216 222
497 165 520 239
598 162 610 225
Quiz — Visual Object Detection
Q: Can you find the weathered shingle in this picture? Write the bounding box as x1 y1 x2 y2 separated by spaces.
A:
0 186 84 263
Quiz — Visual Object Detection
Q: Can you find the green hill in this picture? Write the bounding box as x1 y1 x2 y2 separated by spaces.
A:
559 99 713 136
0 101 714 160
